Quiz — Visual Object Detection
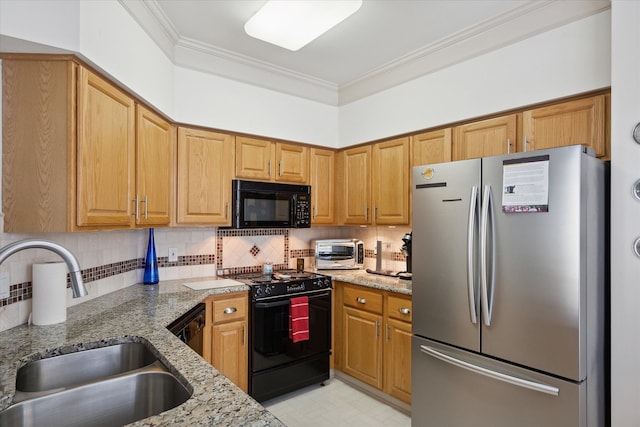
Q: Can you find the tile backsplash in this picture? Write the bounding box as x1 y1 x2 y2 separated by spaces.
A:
0 224 410 332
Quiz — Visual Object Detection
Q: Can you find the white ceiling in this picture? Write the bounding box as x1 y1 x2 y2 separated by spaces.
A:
120 0 610 106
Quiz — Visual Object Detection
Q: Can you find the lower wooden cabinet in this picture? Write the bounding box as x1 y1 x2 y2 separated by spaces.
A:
204 292 248 392
335 282 412 404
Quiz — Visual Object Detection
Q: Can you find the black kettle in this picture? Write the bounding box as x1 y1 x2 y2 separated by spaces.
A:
400 232 412 278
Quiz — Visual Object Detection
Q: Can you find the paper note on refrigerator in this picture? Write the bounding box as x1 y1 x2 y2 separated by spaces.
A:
502 155 549 213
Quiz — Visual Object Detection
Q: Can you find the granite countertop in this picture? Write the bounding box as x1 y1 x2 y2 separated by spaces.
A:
0 270 409 426
0 277 284 427
322 269 412 296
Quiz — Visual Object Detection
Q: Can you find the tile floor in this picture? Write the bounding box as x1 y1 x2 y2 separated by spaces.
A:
263 378 411 427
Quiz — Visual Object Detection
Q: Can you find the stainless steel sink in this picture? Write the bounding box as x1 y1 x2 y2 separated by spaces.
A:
16 342 158 393
3 341 192 426
0 368 191 427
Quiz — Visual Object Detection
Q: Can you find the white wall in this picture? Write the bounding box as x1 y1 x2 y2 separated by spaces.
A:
174 66 339 147
610 2 640 426
339 11 611 146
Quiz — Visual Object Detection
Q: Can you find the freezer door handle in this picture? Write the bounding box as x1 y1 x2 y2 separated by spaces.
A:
419 345 560 396
480 185 496 326
467 185 479 324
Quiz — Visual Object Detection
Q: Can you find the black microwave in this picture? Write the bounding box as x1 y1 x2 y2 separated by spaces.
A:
231 180 311 228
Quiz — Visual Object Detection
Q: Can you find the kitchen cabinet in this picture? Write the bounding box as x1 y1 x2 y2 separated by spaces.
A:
522 94 607 158
411 128 452 166
1 58 167 232
134 105 173 226
235 136 309 183
203 292 248 392
335 282 412 403
341 284 384 388
176 127 233 225
339 137 410 226
384 294 412 404
310 148 336 225
453 114 517 161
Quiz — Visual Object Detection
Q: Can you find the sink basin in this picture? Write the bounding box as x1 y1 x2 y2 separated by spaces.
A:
16 342 157 393
0 368 191 427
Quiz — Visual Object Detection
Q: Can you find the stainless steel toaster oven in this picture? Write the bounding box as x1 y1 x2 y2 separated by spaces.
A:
313 239 364 270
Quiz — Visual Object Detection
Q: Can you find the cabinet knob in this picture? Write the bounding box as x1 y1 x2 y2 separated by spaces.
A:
399 307 410 315
223 307 237 314
356 297 366 304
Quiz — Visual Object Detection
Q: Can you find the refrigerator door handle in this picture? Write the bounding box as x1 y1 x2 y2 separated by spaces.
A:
480 185 496 326
467 185 479 324
419 345 560 396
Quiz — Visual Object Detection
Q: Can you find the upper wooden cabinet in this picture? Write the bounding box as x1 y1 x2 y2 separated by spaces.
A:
176 127 233 225
235 136 309 183
340 145 372 225
2 59 173 231
453 115 517 161
522 95 607 158
372 138 410 225
135 105 173 226
339 138 410 226
411 128 452 166
310 148 336 225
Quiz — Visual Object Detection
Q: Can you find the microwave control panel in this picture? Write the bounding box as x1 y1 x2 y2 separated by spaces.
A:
295 194 311 227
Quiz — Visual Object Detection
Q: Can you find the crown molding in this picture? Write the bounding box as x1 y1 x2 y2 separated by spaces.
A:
119 0 610 107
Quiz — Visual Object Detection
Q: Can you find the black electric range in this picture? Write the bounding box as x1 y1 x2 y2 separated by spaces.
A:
232 270 332 301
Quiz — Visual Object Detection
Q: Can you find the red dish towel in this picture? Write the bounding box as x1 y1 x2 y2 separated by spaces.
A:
289 296 309 343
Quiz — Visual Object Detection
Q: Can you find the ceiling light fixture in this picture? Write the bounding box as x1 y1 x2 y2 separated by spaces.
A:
244 0 363 51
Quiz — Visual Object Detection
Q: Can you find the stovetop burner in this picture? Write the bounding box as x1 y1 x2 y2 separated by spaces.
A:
233 270 332 300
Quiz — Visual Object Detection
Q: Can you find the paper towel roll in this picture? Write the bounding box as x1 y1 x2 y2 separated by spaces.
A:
32 261 68 325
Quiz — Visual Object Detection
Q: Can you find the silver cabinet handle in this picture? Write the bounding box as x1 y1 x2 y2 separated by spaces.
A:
375 320 379 338
223 307 237 314
365 206 369 220
356 297 366 304
132 194 140 221
225 202 229 219
313 205 317 220
420 345 559 396
142 195 148 219
242 325 246 346
523 135 528 152
467 186 479 324
398 307 410 315
385 323 389 342
374 205 377 220
268 159 272 176
279 160 283 176
507 137 511 154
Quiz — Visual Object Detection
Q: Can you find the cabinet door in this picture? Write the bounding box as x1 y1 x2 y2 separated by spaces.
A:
372 138 410 225
177 127 233 224
212 320 248 392
385 317 412 403
275 142 308 183
342 306 383 388
135 105 172 226
310 148 335 224
77 66 135 227
412 128 452 166
341 146 372 225
453 115 516 160
523 95 606 157
235 136 273 180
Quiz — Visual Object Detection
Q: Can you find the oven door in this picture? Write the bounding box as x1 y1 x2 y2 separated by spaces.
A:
251 290 331 373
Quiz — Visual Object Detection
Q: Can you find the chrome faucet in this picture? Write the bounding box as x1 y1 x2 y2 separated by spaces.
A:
0 240 88 298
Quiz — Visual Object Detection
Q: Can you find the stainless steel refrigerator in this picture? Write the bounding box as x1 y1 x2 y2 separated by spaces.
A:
411 145 607 427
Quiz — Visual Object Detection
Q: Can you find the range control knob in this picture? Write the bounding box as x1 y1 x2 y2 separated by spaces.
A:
264 286 272 295
254 287 263 298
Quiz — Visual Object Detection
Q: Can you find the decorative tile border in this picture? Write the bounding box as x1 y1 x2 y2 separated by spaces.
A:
290 249 314 258
216 228 289 275
0 254 216 308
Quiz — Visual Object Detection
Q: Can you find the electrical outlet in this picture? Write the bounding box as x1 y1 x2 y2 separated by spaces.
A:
168 247 178 263
0 272 10 299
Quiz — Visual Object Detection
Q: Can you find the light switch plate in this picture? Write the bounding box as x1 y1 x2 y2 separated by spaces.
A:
0 272 10 299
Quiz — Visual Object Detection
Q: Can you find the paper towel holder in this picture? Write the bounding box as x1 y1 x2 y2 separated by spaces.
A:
0 239 88 298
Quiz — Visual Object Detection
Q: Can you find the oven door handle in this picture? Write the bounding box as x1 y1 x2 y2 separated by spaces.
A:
254 290 331 307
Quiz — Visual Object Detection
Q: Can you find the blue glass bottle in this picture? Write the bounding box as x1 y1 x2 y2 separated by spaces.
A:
143 228 159 284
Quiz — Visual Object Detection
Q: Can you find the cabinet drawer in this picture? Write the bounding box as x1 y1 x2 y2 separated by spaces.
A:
212 296 247 323
386 295 412 322
343 285 383 314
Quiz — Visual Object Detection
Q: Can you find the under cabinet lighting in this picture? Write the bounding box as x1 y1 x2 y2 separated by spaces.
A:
244 0 362 51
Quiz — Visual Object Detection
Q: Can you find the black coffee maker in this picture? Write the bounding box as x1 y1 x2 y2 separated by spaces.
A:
399 232 412 280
